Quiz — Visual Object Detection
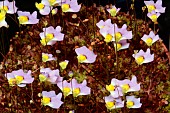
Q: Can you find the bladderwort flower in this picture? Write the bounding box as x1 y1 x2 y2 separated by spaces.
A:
48 0 66 6
126 96 142 108
104 95 124 110
144 0 165 13
132 48 154 65
118 75 140 93
61 0 81 12
106 78 123 98
99 26 115 43
0 9 8 28
59 60 69 70
42 53 56 62
51 8 58 15
69 110 74 113
71 79 91 97
39 68 63 84
57 80 72 97
96 19 113 30
35 0 51 15
6 69 34 87
75 46 97 63
141 31 159 46
41 91 63 109
114 39 130 51
0 0 18 14
147 11 160 23
107 5 120 17
17 11 39 24
40 26 64 46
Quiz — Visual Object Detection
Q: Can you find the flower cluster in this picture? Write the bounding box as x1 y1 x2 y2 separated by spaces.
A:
144 0 165 23
97 19 132 51
39 68 63 84
104 75 142 110
57 78 91 97
36 0 81 15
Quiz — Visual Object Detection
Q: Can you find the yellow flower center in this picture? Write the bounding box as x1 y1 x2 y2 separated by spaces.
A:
115 32 122 42
115 43 122 51
110 8 117 17
106 84 115 91
62 4 70 12
39 74 47 82
41 33 54 46
15 75 24 84
19 16 29 24
52 9 57 15
8 78 17 86
35 3 45 10
127 101 134 108
77 54 87 63
122 84 130 93
146 37 153 46
59 61 68 70
100 25 104 29
42 97 51 105
42 54 49 62
105 34 113 43
0 10 6 21
48 0 56 6
150 14 157 22
106 101 115 109
147 5 155 13
63 87 71 96
2 6 8 12
136 56 144 65
73 88 81 97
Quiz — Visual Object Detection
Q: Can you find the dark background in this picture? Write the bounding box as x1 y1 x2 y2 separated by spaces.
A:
0 0 170 62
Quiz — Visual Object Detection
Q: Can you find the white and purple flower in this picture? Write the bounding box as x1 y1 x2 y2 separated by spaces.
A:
75 46 97 63
106 78 123 98
35 0 51 15
0 0 18 14
41 91 63 109
40 26 64 46
6 69 34 87
132 48 154 65
141 31 159 46
57 80 72 97
114 39 130 51
104 95 124 110
118 75 140 93
126 96 142 108
42 53 56 62
107 5 120 17
61 0 81 12
59 60 69 70
147 11 160 23
96 19 113 30
17 11 39 24
144 0 165 13
71 79 91 97
39 68 63 84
